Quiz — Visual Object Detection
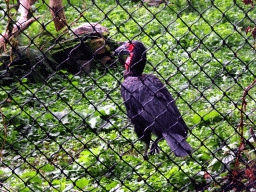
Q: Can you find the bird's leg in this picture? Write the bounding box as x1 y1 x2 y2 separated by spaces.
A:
143 142 150 161
149 136 163 155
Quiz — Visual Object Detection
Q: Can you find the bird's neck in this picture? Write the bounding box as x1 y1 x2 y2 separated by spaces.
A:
124 54 143 79
123 70 144 79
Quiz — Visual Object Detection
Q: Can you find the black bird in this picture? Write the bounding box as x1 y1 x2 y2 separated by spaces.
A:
114 41 192 160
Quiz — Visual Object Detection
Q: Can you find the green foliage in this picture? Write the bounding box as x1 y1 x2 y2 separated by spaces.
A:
1 0 256 191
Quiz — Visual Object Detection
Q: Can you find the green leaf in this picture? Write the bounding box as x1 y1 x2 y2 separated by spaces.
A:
68 74 73 79
21 171 37 179
72 81 79 86
22 78 28 83
192 110 220 124
30 176 43 184
60 177 66 191
75 178 89 189
41 164 55 172
106 181 119 190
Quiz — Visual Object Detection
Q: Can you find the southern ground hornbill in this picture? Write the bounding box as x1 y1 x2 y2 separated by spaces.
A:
114 41 192 160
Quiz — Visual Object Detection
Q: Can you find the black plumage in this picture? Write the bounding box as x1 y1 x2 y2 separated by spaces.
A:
114 41 192 160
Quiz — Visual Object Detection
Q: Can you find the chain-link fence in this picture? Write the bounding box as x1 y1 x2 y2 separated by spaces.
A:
1 0 256 191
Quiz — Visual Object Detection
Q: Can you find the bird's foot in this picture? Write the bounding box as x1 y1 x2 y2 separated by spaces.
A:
148 143 160 156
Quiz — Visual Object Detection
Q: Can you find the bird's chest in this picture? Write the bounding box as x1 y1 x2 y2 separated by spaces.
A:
121 78 155 105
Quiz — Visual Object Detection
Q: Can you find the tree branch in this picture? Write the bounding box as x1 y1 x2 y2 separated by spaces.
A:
49 0 67 31
0 0 39 49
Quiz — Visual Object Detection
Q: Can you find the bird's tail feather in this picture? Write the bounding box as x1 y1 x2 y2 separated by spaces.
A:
162 133 192 157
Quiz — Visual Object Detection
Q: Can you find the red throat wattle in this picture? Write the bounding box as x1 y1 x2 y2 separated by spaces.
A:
125 43 135 70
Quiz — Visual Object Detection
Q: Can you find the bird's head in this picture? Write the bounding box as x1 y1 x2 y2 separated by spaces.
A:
114 41 147 76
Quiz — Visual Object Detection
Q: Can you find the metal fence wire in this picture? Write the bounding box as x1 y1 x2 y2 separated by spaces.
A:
0 0 256 191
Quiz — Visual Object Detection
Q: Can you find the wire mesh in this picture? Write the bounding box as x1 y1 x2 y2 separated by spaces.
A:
0 0 256 191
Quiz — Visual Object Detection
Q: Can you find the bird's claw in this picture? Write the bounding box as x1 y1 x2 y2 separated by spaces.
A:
148 143 160 155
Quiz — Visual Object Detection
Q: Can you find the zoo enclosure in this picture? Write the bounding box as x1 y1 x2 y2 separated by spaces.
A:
1 0 256 191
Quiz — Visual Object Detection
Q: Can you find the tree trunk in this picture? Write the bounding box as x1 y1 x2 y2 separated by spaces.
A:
49 0 67 31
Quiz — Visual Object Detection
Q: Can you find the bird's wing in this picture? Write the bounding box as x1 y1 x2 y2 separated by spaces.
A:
144 75 189 136
121 78 155 136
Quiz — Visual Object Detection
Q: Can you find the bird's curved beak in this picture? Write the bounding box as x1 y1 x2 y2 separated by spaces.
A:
113 44 130 56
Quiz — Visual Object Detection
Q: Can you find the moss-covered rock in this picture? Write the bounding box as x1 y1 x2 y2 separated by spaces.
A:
0 23 120 83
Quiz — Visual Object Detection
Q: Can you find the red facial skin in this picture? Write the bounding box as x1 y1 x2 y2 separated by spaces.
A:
125 43 135 70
